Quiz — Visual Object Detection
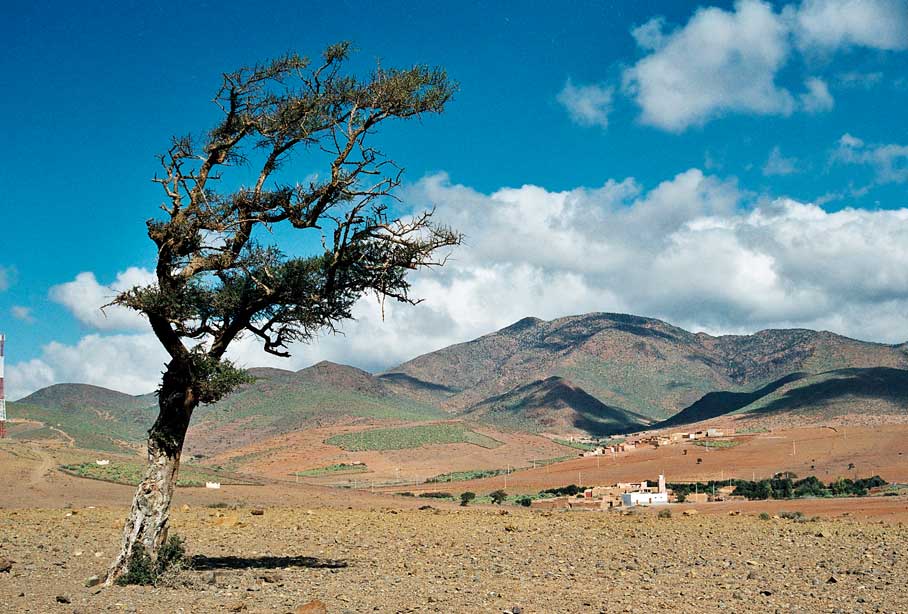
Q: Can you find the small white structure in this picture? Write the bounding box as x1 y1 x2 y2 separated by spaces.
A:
205 481 221 489
621 473 669 507
621 491 669 507
95 459 110 466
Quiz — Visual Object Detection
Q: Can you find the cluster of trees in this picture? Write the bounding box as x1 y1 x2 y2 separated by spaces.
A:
541 484 584 497
733 474 886 499
667 474 887 501
458 489 509 506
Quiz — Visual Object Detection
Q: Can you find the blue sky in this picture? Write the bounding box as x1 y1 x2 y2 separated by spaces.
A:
2 0 908 397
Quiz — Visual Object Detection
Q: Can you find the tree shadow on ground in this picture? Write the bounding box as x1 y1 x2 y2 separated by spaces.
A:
190 555 348 571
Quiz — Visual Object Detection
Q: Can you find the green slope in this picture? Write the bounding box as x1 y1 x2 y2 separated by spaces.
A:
10 383 157 452
654 367 908 428
465 376 649 436
9 363 446 453
735 367 908 419
387 313 908 424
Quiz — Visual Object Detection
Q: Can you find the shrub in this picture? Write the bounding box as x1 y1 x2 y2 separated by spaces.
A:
116 534 187 586
156 534 187 573
657 508 672 519
779 510 804 521
397 491 415 497
419 491 453 499
758 512 771 521
489 490 508 505
116 546 155 586
459 492 476 506
516 497 532 507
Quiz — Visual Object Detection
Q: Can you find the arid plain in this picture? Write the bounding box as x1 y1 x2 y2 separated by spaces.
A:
2 422 907 613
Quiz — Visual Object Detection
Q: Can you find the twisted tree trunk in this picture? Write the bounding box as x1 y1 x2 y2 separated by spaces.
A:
104 361 197 585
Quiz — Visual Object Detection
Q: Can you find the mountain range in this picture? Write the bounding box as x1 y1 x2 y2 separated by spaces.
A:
9 312 908 452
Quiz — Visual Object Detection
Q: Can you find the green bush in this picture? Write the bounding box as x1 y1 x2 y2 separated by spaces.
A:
419 491 453 499
758 512 771 521
489 489 508 505
460 492 476 506
116 534 187 586
116 546 156 586
779 510 804 521
156 534 187 574
657 508 672 519
516 497 532 507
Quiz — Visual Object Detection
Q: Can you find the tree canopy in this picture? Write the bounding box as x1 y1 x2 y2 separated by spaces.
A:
114 42 461 404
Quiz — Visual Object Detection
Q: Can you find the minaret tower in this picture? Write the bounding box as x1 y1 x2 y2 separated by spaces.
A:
0 333 6 438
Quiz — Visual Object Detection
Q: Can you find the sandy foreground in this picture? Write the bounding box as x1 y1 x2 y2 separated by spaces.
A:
1 504 907 614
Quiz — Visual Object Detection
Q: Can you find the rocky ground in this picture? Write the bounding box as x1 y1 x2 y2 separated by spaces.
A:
1 505 906 613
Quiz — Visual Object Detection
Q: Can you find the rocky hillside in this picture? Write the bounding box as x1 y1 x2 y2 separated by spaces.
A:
11 384 157 452
9 363 444 455
11 313 908 449
463 376 652 435
186 362 444 455
385 313 908 422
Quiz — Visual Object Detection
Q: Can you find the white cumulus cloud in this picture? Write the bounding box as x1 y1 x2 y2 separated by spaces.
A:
790 0 908 51
763 146 799 175
11 168 908 398
622 0 794 131
6 334 168 399
613 0 903 131
557 79 614 128
49 267 155 331
800 77 835 112
834 133 908 184
10 306 35 324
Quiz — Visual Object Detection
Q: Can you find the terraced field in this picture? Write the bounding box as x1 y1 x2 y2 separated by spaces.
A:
325 423 503 451
59 461 261 487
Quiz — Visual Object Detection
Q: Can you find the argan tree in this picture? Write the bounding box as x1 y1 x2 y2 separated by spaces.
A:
104 43 460 584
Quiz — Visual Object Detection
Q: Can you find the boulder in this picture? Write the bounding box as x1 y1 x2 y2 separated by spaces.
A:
296 599 328 614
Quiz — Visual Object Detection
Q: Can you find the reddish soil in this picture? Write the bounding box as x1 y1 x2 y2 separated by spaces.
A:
207 422 573 486
391 425 908 496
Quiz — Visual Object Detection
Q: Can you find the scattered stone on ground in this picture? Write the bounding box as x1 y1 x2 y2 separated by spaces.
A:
1 506 906 613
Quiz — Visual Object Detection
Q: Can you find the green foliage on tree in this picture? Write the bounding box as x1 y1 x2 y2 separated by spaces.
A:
541 484 583 497
459 491 476 506
489 489 508 505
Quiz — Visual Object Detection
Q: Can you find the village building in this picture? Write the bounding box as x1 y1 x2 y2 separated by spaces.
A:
684 492 709 504
622 490 669 506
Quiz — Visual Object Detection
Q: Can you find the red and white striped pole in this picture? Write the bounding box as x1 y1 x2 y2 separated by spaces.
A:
0 333 6 438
